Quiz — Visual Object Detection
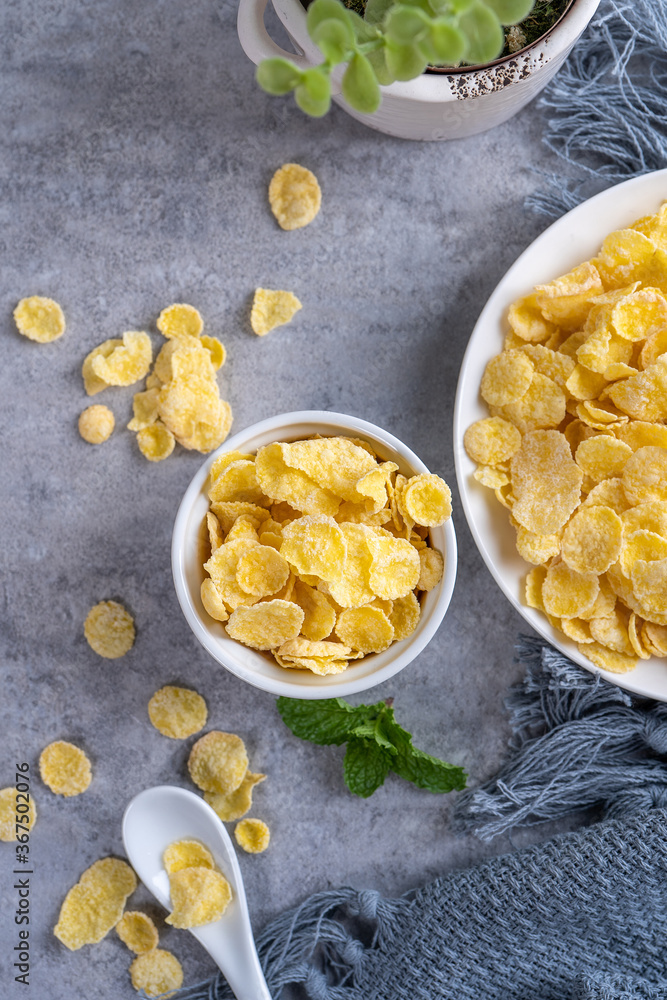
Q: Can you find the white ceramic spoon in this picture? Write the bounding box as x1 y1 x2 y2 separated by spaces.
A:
122 785 272 1000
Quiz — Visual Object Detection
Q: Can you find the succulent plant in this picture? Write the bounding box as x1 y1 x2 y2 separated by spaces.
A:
257 0 536 117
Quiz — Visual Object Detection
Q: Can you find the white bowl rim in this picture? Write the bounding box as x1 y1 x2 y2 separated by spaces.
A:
453 168 667 701
172 410 457 699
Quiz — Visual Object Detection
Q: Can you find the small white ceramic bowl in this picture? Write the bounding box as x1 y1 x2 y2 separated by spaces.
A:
172 410 457 699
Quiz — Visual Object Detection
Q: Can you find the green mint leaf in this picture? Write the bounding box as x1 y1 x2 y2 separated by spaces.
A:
277 696 377 745
341 52 382 114
458 1 503 63
343 737 391 797
384 719 467 793
348 709 398 752
312 18 355 64
483 0 533 25
256 58 303 96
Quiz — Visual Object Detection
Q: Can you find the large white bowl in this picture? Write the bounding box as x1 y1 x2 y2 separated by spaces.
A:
454 169 667 701
173 410 457 698
237 0 600 141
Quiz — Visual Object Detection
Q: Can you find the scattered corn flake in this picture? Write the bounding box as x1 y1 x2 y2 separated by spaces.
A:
78 404 115 444
511 430 583 535
158 377 232 453
14 295 65 343
157 303 204 340
0 787 36 842
136 421 175 462
201 335 226 370
236 545 290 597
91 331 152 387
417 547 444 590
251 288 302 336
84 600 135 659
402 474 452 527
269 163 321 231
163 839 215 874
475 464 509 489
130 949 183 997
226 599 304 651
148 686 208 740
188 731 249 795
54 858 137 950
335 606 394 653
82 338 122 395
561 505 622 576
464 416 522 467
116 911 159 955
127 388 159 432
234 818 270 854
200 578 229 622
39 741 91 797
205 772 266 823
166 866 232 928
622 446 667 504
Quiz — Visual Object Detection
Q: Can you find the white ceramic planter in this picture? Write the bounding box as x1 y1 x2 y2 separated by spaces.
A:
237 0 600 140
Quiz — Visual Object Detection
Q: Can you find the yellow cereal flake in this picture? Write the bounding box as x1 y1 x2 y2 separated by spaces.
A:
417 547 444 590
204 538 262 611
148 686 208 740
401 474 452 527
281 516 346 580
525 565 547 610
54 858 137 950
561 505 623 575
511 431 583 535
201 335 226 370
210 501 270 535
14 295 65 343
39 741 92 797
515 526 561 566
163 839 215 874
188 731 249 795
581 641 638 674
83 600 135 659
209 459 268 506
78 404 115 444
542 562 599 619
236 545 290 597
631 557 667 618
136 422 175 462
327 522 375 608
366 533 420 601
226 599 305 650
251 289 302 336
292 579 337 641
158 376 232 453
283 437 377 503
234 818 270 854
200 578 230 622
116 911 159 954
166 866 232 928
130 949 183 997
481 351 534 406
0 788 36 842
205 772 266 823
91 331 152 386
575 435 633 482
335 606 394 653
622 446 667 505
127 388 159 432
256 443 340 516
157 303 204 340
388 592 421 640
269 163 321 231
464 417 522 467
508 293 556 343
491 372 566 433
608 356 667 422
82 338 122 395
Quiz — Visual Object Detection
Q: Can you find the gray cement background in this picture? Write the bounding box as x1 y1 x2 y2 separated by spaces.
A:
1 0 588 995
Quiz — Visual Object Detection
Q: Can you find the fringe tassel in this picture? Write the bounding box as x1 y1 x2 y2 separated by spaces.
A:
166 888 407 1000
527 0 667 217
454 636 667 840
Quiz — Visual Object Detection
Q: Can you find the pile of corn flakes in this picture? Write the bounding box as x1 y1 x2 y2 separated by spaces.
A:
199 436 452 673
465 201 667 673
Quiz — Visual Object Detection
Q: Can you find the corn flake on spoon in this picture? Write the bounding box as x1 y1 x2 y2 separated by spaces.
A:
123 785 272 1000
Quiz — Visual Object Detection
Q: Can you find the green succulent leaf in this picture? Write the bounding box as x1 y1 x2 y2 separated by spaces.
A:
365 44 397 85
419 19 466 64
312 17 355 63
295 67 332 116
385 5 430 43
385 39 429 80
255 57 303 95
342 52 382 112
346 8 381 42
483 0 534 24
307 0 353 35
458 0 503 63
364 0 395 26
448 0 476 12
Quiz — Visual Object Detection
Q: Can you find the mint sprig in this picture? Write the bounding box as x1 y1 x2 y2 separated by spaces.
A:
277 696 467 798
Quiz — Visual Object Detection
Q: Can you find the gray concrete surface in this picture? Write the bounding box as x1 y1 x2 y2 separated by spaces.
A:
1 0 585 995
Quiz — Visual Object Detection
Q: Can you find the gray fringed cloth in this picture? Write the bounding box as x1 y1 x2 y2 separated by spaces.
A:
170 638 667 1000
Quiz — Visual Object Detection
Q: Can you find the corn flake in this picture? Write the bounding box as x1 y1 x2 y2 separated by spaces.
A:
226 599 304 650
251 289 302 336
84 600 135 659
91 331 152 386
236 545 290 597
205 772 266 823
464 416 522 467
163 839 215 874
116 911 159 954
127 388 159 432
201 335 226 370
14 295 65 343
234 818 270 854
54 858 137 950
82 338 122 395
511 430 583 535
367 533 420 601
148 686 208 740
0 788 36 842
157 303 204 340
542 561 599 619
417 547 444 590
130 949 183 997
269 163 321 231
39 741 91 797
402 474 452 527
78 404 115 444
136 421 175 462
200 578 229 622
166 866 232 928
335 606 394 653
622 446 667 504
561 505 622 575
256 443 340 516
388 592 421 640
188 731 249 795
292 579 337 640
